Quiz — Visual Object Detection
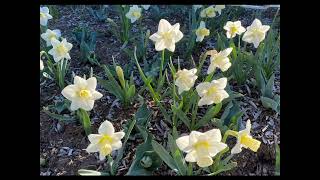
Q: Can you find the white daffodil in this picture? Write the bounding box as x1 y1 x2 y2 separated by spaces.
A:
141 5 150 10
175 68 198 94
223 21 246 39
207 47 232 74
61 76 103 111
40 6 53 26
125 5 142 23
176 129 227 167
86 120 125 160
196 77 229 106
149 19 184 52
231 120 261 154
214 5 225 15
242 19 270 48
195 21 210 42
40 59 44 71
200 6 216 18
41 29 61 47
193 5 203 11
48 38 73 62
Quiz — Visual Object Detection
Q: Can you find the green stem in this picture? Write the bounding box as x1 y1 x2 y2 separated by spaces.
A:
222 130 238 143
187 162 193 175
159 50 165 81
78 108 91 135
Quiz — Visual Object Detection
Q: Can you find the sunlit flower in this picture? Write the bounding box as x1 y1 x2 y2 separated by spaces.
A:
149 19 183 52
40 59 44 71
223 21 246 39
175 68 198 94
214 5 225 15
125 5 142 23
86 120 125 160
61 76 103 111
231 120 261 154
207 48 232 74
196 77 229 106
141 5 150 10
48 38 73 62
41 29 61 47
200 6 216 18
242 19 270 48
40 6 53 26
176 129 227 167
195 21 210 42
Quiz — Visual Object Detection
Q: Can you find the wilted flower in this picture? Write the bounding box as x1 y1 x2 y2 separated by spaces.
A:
48 38 73 62
200 6 216 18
214 5 225 15
149 19 183 52
195 21 210 42
125 5 142 23
41 29 61 47
196 77 229 106
223 21 246 39
40 59 44 71
40 6 53 26
86 120 125 160
231 120 261 154
176 129 227 167
242 19 270 48
207 47 232 74
175 68 198 94
141 5 150 10
61 76 103 111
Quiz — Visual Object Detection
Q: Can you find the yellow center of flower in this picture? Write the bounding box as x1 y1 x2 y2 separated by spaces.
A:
161 32 172 41
79 89 91 98
206 8 215 16
240 135 261 152
56 44 67 56
207 86 217 96
49 33 57 41
40 12 45 18
98 135 113 145
230 26 238 36
194 141 210 151
198 28 210 36
100 144 112 156
132 11 141 18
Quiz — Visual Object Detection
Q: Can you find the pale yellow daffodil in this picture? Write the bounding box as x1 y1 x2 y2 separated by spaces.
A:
214 5 225 15
61 76 103 111
48 38 73 62
125 5 142 23
86 120 125 160
200 6 216 18
176 129 227 167
175 68 198 94
41 29 61 47
223 21 246 39
195 21 210 42
196 77 229 106
207 47 232 74
40 6 53 26
149 19 183 52
242 19 270 48
231 120 261 154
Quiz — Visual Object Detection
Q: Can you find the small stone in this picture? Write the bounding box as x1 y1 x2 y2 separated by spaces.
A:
265 131 273 138
251 122 260 129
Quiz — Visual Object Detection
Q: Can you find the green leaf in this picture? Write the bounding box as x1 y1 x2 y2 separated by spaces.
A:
195 103 222 129
77 109 91 135
135 102 152 127
275 143 280 176
208 162 237 176
151 140 178 172
261 96 279 113
264 73 275 98
168 134 187 175
171 105 190 130
42 109 76 122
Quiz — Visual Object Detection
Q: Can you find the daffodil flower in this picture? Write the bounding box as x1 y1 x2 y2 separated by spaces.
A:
141 5 150 10
41 29 61 47
175 68 198 94
200 6 216 18
48 38 73 62
223 21 246 39
149 19 184 52
196 77 229 106
176 129 227 167
40 59 44 71
40 6 53 26
61 76 103 111
86 120 125 160
125 5 142 23
214 5 225 15
242 19 270 48
195 21 210 42
207 47 232 74
231 120 261 154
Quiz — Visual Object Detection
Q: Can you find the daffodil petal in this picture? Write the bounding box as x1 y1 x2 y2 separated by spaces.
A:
98 120 115 135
